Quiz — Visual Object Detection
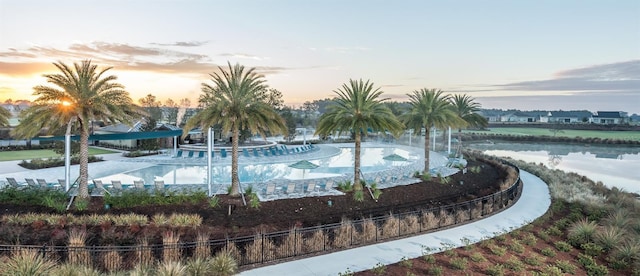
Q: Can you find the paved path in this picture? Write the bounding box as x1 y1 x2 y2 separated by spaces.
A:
239 170 550 276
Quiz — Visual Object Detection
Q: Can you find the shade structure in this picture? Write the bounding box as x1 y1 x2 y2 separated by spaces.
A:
289 160 319 179
383 153 408 166
383 154 408 162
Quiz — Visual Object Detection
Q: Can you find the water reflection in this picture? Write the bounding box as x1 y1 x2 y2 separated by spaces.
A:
467 142 640 194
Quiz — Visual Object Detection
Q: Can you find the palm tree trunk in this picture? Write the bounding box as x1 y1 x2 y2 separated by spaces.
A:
229 127 241 197
78 122 90 198
353 131 362 191
424 127 430 174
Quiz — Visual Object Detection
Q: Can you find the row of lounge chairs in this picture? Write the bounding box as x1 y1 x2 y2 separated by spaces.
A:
172 149 228 159
92 179 166 195
5 177 62 189
171 144 317 160
263 178 334 195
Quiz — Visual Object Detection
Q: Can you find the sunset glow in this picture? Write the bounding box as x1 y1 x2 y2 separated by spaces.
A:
1 1 638 113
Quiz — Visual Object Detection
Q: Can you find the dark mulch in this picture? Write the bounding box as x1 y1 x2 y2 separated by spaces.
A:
0 159 506 246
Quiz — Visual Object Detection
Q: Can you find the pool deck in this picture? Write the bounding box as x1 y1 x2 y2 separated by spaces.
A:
0 143 459 200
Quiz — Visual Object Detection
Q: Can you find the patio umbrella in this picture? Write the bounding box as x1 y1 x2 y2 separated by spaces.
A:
289 160 319 179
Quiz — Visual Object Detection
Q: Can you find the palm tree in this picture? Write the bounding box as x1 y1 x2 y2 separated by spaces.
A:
450 94 488 155
0 105 10 127
13 60 141 198
315 79 403 192
184 63 287 197
401 88 463 174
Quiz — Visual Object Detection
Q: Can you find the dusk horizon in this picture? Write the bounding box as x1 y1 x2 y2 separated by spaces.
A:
1 1 638 114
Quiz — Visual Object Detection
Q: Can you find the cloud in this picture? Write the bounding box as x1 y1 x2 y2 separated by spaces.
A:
151 41 209 47
0 61 55 76
495 60 640 93
381 84 405 88
219 53 266 60
0 41 295 77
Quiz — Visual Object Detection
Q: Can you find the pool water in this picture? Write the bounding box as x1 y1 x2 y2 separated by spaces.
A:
97 147 419 185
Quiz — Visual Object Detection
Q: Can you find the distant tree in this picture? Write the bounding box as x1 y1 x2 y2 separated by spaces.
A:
259 88 285 110
3 99 12 104
164 98 179 124
138 94 161 151
279 107 298 142
179 98 191 108
316 79 403 192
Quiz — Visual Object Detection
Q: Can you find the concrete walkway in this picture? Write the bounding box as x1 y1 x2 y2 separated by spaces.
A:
239 170 551 276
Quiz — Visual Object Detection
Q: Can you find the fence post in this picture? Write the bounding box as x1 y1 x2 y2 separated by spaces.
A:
40 244 46 259
261 234 264 264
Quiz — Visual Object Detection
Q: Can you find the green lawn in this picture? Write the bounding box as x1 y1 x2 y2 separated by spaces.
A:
466 127 640 141
0 147 118 161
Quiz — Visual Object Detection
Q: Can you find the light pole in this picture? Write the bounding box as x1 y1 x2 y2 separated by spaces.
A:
61 100 74 192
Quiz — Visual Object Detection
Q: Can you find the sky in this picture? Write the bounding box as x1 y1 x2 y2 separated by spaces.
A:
1 0 639 114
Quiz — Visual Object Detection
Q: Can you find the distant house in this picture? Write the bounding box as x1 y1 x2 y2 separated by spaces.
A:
591 111 628 124
501 111 538 123
548 111 593 123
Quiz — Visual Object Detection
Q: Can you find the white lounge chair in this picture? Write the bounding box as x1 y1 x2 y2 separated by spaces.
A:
154 180 165 191
285 183 296 194
305 182 316 193
134 180 145 189
265 183 276 195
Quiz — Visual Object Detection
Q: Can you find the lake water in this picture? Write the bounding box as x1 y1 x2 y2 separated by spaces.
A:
466 142 640 194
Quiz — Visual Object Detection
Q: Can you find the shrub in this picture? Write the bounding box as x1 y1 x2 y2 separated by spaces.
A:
358 219 377 244
554 241 572 252
156 261 187 276
208 196 220 208
427 265 443 275
555 260 577 274
210 250 238 276
371 262 386 275
0 249 56 275
194 232 210 260
612 241 640 268
381 214 400 239
469 252 486 262
541 247 557 257
489 245 507 256
594 225 626 252
581 242 604 256
249 192 260 209
67 228 91 267
505 256 525 271
399 256 412 268
163 231 181 263
524 253 544 266
353 190 364 202
333 219 354 248
568 218 598 247
102 248 122 273
522 232 538 246
542 265 565 276
185 258 213 276
421 211 438 230
449 257 468 270
509 240 525 254
400 215 419 235
485 264 505 276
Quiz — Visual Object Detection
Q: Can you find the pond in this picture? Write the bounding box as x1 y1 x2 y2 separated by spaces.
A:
466 141 640 194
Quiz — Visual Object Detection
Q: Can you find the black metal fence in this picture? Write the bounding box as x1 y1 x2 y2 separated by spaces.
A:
0 164 522 271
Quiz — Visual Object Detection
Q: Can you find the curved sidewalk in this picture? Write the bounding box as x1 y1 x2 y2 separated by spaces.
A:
240 170 551 276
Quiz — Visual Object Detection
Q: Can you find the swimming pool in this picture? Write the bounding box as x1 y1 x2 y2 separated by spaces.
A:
95 146 419 185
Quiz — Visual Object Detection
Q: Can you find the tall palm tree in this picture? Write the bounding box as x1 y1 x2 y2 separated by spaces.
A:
315 79 403 192
450 94 488 155
184 63 287 197
401 88 463 174
0 106 10 127
13 60 141 198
